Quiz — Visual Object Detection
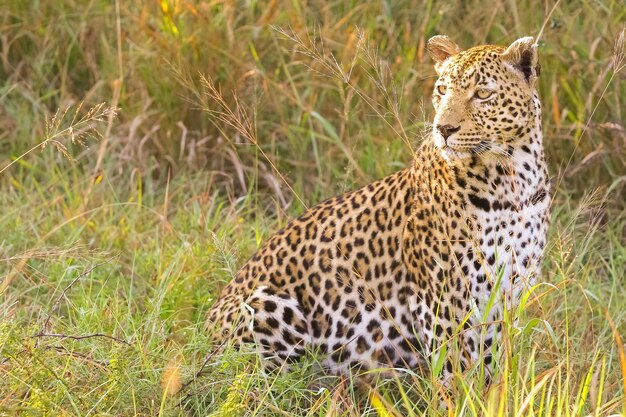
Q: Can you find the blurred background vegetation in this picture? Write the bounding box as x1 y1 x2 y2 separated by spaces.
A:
2 0 624 205
0 0 624 415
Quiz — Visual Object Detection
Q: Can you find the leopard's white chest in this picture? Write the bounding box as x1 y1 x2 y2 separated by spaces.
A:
470 190 549 319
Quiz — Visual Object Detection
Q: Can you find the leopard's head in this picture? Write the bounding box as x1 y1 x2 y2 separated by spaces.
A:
427 36 541 162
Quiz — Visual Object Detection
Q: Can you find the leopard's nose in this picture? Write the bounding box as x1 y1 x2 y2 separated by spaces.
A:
437 124 460 140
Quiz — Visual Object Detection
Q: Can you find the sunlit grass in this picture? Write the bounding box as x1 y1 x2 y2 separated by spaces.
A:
0 0 624 415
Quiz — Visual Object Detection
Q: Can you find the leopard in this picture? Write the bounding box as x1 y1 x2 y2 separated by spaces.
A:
206 35 550 382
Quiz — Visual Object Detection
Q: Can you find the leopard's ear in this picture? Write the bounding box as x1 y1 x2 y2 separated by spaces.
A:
501 37 540 83
427 35 462 71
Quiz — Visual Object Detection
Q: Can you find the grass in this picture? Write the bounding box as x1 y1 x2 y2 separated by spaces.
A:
0 0 625 415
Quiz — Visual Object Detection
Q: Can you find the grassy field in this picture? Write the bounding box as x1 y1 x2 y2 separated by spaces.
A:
1 0 625 415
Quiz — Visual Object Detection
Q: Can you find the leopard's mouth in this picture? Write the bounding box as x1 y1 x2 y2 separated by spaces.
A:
439 140 491 162
442 140 487 151
439 146 474 161
434 129 492 160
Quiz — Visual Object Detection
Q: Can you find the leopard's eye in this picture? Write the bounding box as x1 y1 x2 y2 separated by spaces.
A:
474 88 493 100
436 85 447 95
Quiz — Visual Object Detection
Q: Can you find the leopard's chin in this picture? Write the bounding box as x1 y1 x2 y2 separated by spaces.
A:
438 146 474 163
434 134 485 162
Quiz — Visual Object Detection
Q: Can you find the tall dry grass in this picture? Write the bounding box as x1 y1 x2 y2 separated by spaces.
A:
0 0 624 415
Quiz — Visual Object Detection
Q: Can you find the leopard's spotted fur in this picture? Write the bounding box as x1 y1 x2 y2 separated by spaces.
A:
206 36 550 380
